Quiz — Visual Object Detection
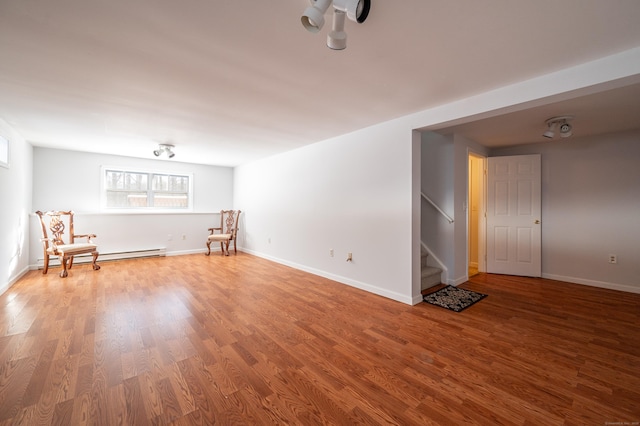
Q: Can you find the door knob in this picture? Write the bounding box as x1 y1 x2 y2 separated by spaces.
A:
534 219 540 224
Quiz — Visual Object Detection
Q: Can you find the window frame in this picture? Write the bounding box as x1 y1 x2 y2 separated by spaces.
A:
100 166 194 212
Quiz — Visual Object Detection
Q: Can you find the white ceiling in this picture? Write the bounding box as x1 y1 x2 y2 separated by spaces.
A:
1 0 640 166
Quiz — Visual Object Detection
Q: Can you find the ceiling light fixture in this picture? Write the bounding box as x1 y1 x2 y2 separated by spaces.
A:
327 9 347 50
302 0 371 50
301 0 332 33
153 143 175 158
543 116 574 139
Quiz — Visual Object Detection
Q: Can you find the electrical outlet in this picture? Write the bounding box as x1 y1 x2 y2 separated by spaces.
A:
167 234 173 241
609 254 617 264
182 234 186 240
329 249 334 257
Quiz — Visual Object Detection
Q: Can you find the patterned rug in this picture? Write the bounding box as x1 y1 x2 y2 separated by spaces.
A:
423 285 487 312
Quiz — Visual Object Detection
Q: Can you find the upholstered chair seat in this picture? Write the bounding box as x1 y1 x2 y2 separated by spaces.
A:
48 243 98 256
207 233 232 243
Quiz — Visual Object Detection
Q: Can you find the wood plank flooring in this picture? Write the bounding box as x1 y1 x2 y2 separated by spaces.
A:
1 252 639 425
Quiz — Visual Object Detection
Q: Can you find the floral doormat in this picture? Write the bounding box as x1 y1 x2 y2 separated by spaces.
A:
423 285 487 312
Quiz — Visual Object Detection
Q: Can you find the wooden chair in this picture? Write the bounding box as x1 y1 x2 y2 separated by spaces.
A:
206 210 241 256
35 210 100 278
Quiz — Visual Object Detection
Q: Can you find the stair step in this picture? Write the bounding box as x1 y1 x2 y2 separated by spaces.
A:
421 250 429 268
421 266 442 291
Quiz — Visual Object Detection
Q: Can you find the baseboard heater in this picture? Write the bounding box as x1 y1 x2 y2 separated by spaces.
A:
38 247 167 268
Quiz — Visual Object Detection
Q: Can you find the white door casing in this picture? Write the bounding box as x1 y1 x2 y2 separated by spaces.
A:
487 154 541 277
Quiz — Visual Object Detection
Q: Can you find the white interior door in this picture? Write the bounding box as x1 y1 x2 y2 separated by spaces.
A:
487 154 541 277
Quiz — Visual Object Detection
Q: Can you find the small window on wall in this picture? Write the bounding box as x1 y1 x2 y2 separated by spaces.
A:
0 134 9 168
102 167 193 211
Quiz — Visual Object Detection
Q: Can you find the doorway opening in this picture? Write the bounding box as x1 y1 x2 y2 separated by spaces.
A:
468 152 486 278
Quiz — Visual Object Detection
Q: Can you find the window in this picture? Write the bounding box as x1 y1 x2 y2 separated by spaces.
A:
0 134 8 168
102 167 193 211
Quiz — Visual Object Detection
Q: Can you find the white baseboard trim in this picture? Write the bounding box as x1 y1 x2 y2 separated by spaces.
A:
242 248 415 305
447 275 469 286
411 294 426 305
29 247 213 271
1 265 31 295
542 273 640 294
36 247 167 268
167 248 209 257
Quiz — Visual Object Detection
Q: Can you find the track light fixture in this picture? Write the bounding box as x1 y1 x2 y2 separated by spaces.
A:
327 9 347 50
153 144 175 158
301 0 371 50
543 116 574 139
301 0 332 33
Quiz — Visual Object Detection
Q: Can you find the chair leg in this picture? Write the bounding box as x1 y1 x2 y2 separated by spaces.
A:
68 255 74 270
205 240 212 256
233 239 237 254
225 240 230 256
60 256 69 278
92 251 101 271
43 253 49 275
219 242 225 256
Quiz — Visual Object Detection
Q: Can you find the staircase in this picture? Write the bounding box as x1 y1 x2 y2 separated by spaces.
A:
421 249 443 291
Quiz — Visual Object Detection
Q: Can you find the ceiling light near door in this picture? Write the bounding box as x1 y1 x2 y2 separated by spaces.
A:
543 116 574 139
301 0 371 50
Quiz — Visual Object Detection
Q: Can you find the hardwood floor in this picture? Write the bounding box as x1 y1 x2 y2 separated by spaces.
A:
1 253 639 425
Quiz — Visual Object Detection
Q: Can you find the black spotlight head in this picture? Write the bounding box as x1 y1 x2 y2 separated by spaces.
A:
356 0 371 23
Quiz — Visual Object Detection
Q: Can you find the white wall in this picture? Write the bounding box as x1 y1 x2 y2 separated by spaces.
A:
30 148 233 266
420 132 489 285
491 130 640 293
421 131 455 281
7 46 639 298
234 121 418 304
233 48 640 303
0 119 32 294
413 49 640 290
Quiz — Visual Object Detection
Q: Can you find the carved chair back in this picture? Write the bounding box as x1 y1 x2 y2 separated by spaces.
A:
221 209 241 239
36 210 78 252
35 210 100 277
